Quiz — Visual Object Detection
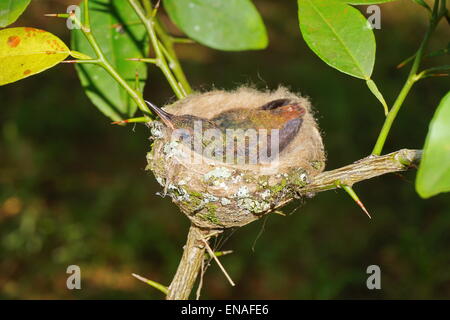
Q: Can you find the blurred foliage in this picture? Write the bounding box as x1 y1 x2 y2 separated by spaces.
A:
0 0 449 299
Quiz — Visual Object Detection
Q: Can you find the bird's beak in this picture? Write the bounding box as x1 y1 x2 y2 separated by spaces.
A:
145 100 175 129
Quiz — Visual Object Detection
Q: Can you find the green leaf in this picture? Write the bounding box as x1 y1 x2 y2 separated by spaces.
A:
416 92 450 198
0 0 31 27
71 0 148 121
340 0 397 4
163 0 268 51
298 0 376 79
0 27 70 86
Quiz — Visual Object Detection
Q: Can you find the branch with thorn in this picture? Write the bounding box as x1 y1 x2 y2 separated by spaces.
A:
163 148 422 300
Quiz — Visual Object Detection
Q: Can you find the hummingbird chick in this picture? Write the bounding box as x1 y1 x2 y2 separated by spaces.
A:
146 99 306 163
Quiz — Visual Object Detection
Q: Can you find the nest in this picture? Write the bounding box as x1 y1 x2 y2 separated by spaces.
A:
146 87 326 229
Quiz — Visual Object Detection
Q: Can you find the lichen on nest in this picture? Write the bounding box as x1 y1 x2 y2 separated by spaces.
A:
146 87 326 229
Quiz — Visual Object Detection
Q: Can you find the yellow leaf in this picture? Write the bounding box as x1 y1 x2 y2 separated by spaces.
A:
0 27 70 86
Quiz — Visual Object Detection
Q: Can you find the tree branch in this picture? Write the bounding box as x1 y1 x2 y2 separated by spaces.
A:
301 149 422 194
166 149 422 300
166 224 211 300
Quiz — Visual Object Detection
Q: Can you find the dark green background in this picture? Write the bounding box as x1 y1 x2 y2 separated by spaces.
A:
1 0 449 299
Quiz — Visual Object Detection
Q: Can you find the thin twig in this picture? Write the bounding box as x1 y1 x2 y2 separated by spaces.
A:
214 250 233 257
372 1 445 155
196 259 204 300
127 0 187 99
132 273 168 295
69 5 152 116
201 238 235 287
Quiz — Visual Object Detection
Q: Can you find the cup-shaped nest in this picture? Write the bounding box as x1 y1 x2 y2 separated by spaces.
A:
146 87 325 229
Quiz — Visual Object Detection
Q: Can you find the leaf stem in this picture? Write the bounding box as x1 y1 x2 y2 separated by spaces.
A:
61 59 99 64
83 0 91 31
154 18 192 94
371 0 444 155
126 57 159 64
417 64 450 78
71 8 152 116
127 0 187 99
366 79 389 115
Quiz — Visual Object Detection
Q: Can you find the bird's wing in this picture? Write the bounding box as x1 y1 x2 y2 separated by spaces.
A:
278 118 303 152
260 98 292 110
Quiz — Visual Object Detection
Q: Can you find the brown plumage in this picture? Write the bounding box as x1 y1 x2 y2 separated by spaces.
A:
146 99 306 163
